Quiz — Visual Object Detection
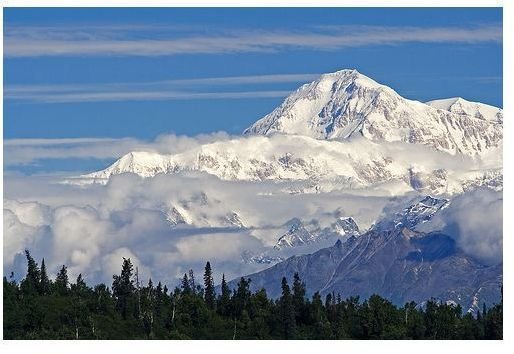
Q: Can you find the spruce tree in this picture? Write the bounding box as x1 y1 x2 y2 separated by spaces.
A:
279 277 296 339
54 265 69 296
155 281 164 319
310 291 332 339
21 250 41 296
181 273 191 294
188 269 196 294
232 277 251 318
203 261 216 310
112 258 136 319
73 274 88 295
39 258 51 295
218 273 231 316
292 272 306 323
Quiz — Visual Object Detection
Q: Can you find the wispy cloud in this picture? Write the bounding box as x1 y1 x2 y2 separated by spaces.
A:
5 73 317 103
7 90 292 104
4 24 502 58
3 133 232 167
4 137 122 146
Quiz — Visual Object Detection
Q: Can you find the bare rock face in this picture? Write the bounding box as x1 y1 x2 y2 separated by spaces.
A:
232 195 500 311
232 228 502 312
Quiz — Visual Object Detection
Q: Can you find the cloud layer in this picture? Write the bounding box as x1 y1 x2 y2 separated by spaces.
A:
4 133 503 289
4 169 397 288
418 188 503 265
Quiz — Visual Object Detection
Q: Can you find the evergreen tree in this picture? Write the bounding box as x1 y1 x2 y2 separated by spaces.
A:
181 273 191 295
232 277 251 318
424 299 438 339
404 301 425 339
292 272 306 323
203 261 215 310
3 250 503 340
112 258 136 319
154 281 165 320
21 250 40 296
218 273 231 316
309 291 332 339
188 269 196 294
39 258 51 295
72 274 89 295
278 277 296 339
54 265 69 296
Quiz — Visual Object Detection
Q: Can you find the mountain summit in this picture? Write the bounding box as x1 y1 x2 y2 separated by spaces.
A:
244 69 502 156
72 69 502 195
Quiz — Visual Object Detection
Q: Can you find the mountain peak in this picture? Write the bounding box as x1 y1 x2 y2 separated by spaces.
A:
81 150 169 180
426 97 502 122
243 69 502 156
243 68 399 139
298 68 386 96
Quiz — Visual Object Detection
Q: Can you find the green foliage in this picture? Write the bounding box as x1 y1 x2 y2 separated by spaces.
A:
39 259 51 295
203 262 216 310
3 252 503 340
20 250 40 296
112 258 136 320
278 277 296 339
217 273 231 317
54 265 69 296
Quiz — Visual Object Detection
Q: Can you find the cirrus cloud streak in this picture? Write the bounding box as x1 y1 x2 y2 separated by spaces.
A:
4 24 502 58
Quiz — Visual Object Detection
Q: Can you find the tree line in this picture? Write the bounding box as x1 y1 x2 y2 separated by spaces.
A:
3 251 502 339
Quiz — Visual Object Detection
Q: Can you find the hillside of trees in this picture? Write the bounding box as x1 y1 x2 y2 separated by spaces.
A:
3 251 502 340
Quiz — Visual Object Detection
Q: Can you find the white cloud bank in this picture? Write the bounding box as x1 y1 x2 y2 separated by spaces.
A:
3 169 398 288
3 134 502 288
418 188 502 265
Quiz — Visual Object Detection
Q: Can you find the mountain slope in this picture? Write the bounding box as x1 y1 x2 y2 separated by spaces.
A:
243 69 502 156
230 228 502 312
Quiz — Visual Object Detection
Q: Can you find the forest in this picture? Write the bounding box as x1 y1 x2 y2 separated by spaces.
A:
3 251 502 340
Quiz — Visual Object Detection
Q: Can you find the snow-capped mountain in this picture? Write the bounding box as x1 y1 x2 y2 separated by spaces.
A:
69 69 502 197
374 195 450 231
426 97 503 123
244 69 502 157
41 67 505 201
275 218 314 249
275 216 361 250
162 191 246 228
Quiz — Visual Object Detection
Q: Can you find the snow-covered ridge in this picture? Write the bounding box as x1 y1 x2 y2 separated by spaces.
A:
275 216 360 250
426 97 502 123
243 69 502 157
69 134 500 195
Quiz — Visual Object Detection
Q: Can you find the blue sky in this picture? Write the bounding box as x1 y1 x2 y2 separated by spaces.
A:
3 7 502 174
